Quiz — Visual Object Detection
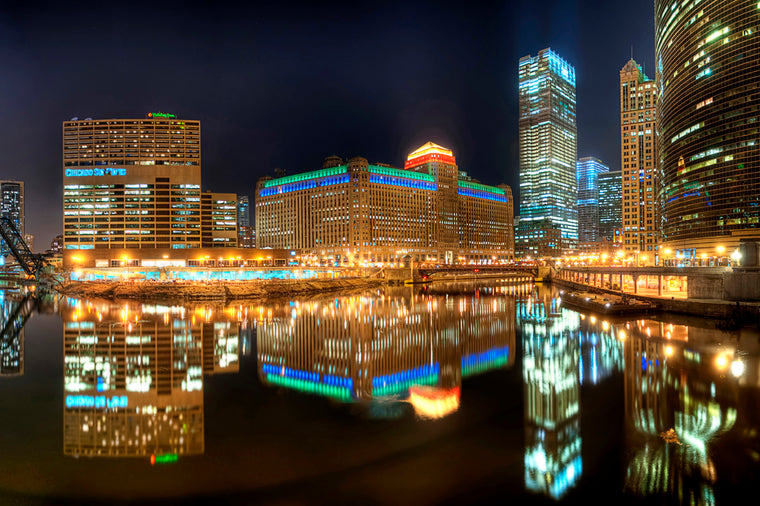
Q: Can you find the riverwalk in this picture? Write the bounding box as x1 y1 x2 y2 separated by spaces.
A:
553 276 760 324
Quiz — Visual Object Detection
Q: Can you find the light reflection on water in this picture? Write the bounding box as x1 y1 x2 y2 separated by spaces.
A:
0 281 757 503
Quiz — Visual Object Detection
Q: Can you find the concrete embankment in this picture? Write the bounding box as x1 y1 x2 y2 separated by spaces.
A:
553 277 760 323
57 278 385 302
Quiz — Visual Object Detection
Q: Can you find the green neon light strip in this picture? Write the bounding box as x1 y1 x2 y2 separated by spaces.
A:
458 180 505 195
461 356 509 377
266 374 352 401
150 112 176 119
368 165 435 182
372 373 438 397
263 165 348 188
154 453 178 464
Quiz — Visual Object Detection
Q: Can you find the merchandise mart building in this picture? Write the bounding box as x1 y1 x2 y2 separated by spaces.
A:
255 142 514 266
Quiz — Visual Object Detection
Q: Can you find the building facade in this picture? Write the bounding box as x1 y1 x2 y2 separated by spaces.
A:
201 191 237 248
0 181 24 257
656 0 760 264
620 59 658 264
598 171 623 242
255 142 513 265
576 157 609 243
62 115 201 251
519 48 578 248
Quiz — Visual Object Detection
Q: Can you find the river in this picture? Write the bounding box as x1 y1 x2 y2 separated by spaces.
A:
0 280 757 504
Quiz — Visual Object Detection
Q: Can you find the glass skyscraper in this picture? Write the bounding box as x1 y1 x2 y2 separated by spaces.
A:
576 157 609 243
656 0 760 261
519 48 578 249
598 171 623 242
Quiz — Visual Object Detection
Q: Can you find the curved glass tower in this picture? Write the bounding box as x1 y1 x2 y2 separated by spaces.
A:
656 0 760 263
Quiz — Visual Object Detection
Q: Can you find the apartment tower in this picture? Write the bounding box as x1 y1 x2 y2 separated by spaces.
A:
656 0 760 263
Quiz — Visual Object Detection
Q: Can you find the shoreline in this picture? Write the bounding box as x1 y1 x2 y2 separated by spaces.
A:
56 277 386 303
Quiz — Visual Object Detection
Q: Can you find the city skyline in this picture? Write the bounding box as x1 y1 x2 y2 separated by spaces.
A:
0 2 655 247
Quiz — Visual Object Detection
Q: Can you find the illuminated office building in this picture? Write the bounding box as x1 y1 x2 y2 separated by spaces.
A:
256 291 516 405
0 180 24 257
62 300 239 458
656 0 760 261
576 157 609 243
255 142 513 265
620 59 657 263
201 191 237 247
598 171 623 242
62 115 201 251
519 48 578 249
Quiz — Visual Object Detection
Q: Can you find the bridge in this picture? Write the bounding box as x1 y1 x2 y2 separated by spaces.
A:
415 264 539 278
0 217 49 280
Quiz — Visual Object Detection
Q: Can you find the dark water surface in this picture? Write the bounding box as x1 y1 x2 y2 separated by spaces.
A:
0 281 758 505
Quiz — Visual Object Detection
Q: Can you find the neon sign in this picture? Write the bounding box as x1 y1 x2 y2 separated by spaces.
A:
66 395 128 409
148 112 176 119
65 168 127 177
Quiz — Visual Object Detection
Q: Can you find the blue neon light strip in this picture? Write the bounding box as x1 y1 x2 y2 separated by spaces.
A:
261 363 353 389
458 188 507 202
368 174 437 191
461 346 510 376
260 174 350 196
372 363 440 396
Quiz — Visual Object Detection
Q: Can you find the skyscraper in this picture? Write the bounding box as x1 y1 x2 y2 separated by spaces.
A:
237 195 250 228
598 171 623 242
236 195 254 248
0 181 25 257
620 59 657 264
519 48 578 251
576 157 609 243
656 0 760 263
63 115 201 251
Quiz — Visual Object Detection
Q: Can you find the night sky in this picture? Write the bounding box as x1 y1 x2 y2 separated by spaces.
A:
0 1 654 248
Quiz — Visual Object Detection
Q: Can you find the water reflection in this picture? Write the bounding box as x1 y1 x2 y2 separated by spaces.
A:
61 299 240 460
520 289 582 499
0 290 33 376
256 287 516 417
622 318 742 504
0 281 756 502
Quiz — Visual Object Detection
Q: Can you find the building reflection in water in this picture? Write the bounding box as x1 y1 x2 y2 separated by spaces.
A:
0 290 34 376
622 318 743 504
255 286 518 418
61 299 240 461
520 288 584 500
